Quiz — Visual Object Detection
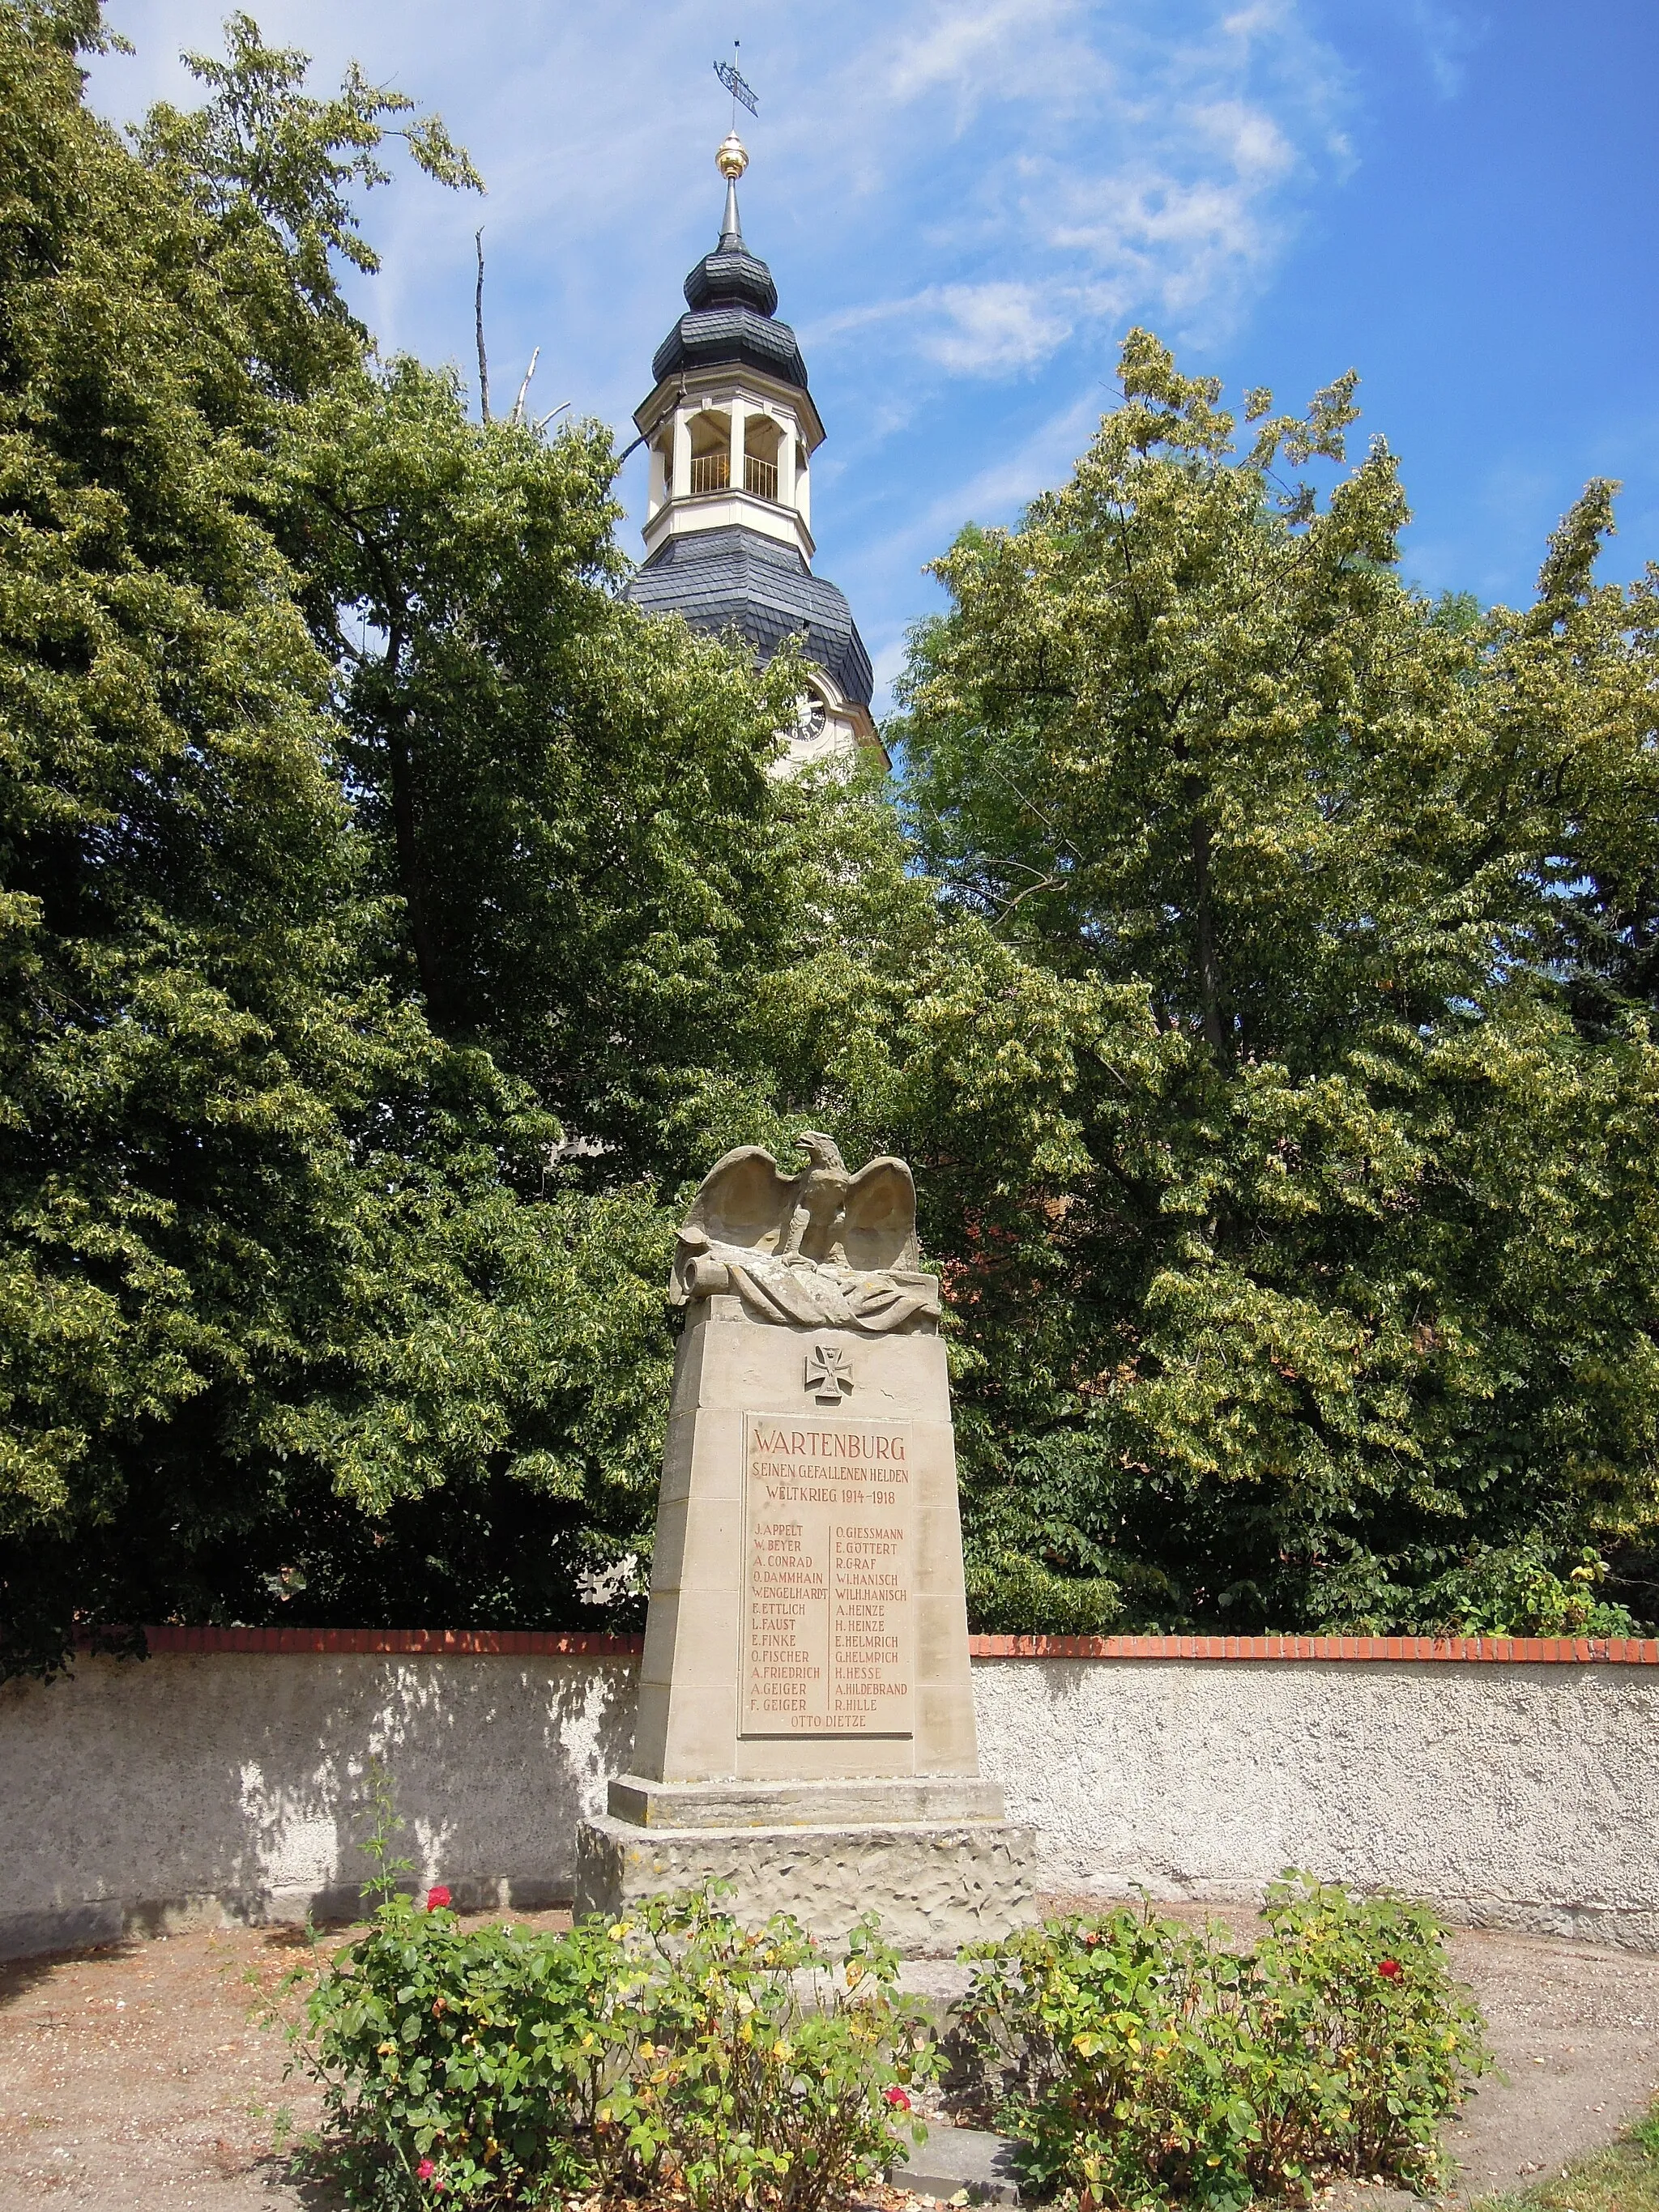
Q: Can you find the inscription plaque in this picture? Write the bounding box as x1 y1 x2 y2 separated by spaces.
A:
740 1413 914 1737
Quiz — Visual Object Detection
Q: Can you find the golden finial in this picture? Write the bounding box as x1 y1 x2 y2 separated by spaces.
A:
716 130 748 181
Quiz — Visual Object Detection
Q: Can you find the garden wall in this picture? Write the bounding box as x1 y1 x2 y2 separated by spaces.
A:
4 1629 1656 1960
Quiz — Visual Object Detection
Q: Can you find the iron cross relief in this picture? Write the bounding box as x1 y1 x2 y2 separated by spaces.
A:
804 1343 854 1404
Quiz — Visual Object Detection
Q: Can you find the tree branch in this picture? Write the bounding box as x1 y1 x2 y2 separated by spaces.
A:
474 227 490 424
1191 812 1226 1055
510 346 539 426
378 614 444 1014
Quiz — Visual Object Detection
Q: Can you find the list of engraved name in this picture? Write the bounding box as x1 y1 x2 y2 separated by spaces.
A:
740 1416 914 1736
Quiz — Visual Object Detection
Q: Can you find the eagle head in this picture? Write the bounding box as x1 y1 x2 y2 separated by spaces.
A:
795 1131 847 1174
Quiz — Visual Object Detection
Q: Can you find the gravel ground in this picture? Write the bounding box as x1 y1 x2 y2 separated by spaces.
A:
1439 1927 1659 2198
0 1915 356 2210
1 1905 1656 2208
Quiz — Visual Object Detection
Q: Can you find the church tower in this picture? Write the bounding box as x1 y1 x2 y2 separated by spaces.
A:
625 133 879 764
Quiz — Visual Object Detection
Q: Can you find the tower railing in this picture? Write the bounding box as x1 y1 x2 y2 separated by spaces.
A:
687 453 781 502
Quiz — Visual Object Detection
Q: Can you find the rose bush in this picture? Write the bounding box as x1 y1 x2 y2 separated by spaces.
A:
953 1873 1488 2210
286 1792 1483 2212
296 1882 934 2210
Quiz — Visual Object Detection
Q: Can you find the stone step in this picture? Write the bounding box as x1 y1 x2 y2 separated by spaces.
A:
889 2122 1026 2205
607 1772 1008 1830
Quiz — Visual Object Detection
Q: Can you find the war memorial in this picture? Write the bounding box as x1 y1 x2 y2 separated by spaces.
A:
575 1134 1037 1948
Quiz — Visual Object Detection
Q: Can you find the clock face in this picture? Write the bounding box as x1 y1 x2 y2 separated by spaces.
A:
800 692 828 738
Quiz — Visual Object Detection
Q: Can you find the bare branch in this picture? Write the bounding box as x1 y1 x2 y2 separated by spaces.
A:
474 228 490 423
985 758 1088 870
510 346 540 426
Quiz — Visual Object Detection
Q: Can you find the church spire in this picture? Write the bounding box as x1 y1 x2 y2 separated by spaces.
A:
717 130 747 248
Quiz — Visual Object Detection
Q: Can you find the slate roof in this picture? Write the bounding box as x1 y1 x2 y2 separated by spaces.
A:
651 308 807 393
683 242 778 317
650 208 808 394
625 526 873 708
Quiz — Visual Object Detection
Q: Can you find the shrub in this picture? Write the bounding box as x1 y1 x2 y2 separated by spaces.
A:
953 1873 1489 2210
296 1882 936 2210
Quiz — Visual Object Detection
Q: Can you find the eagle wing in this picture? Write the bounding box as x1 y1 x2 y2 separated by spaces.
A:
682 1145 799 1253
838 1156 919 1272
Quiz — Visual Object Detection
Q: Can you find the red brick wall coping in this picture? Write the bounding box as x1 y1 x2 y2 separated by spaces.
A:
124 1626 1659 1664
970 1632 1659 1663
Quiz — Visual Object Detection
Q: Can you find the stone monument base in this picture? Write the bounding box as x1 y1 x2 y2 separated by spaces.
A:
574 1793 1038 1955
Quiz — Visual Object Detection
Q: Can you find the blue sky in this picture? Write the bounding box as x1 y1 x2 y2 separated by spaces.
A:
93 2 1659 714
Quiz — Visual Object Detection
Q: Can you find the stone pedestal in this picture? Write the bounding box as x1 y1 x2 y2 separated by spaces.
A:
576 1289 1037 1951
574 1811 1034 1954
635 1294 979 1778
575 1770 1036 1950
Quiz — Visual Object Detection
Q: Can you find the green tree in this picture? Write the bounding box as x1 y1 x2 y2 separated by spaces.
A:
891 331 1659 1632
0 2 783 1672
267 360 812 1183
11 2 1655 1663
0 0 420 1666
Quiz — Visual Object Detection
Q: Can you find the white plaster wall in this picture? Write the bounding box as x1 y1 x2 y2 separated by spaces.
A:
5 1652 1657 1958
1 1654 636 1958
972 1658 1659 1950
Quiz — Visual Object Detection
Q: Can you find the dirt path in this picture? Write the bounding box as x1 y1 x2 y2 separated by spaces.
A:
0 1911 1655 2207
0 1920 331 2210
0 1911 570 2210
1440 1928 1659 2198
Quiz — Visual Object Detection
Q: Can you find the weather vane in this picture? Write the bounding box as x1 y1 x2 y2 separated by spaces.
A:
714 40 758 124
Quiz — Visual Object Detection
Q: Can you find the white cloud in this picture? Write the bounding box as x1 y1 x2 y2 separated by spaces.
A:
87 0 1358 711
1393 0 1486 98
925 394 1103 532
796 0 1351 386
922 282 1076 373
884 0 1111 116
808 281 1075 377
851 395 1102 599
1189 99 1295 178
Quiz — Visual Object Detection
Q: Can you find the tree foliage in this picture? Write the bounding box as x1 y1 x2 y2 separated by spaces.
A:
0 2 801 1672
893 331 1659 1632
269 360 812 1181
4 4 1657 1665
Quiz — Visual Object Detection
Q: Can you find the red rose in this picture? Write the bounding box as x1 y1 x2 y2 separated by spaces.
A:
425 1886 451 1911
884 2086 912 2110
1378 1958 1402 1980
416 2159 437 2180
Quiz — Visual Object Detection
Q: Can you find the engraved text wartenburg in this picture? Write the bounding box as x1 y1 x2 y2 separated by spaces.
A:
740 1416 915 1737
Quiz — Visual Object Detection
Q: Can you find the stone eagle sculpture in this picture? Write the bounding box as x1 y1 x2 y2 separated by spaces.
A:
669 1132 940 1333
